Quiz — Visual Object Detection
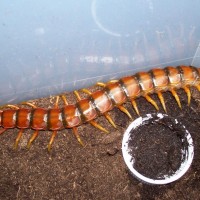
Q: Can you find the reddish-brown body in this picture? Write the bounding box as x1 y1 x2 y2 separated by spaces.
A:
0 65 200 150
1 65 200 131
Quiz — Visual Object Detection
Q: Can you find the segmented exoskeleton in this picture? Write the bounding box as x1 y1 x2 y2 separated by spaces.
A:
0 66 199 151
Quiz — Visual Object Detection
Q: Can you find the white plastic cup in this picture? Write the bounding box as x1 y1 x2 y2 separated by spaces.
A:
122 113 194 185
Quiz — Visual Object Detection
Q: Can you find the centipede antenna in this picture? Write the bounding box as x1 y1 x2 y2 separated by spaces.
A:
27 130 39 149
157 92 167 113
48 130 57 152
104 112 117 128
74 90 82 101
0 128 7 134
82 88 92 95
21 102 37 108
96 82 106 87
89 120 109 133
61 95 68 105
170 89 182 109
144 95 159 110
183 86 191 105
131 99 140 116
72 127 84 146
118 105 133 119
14 129 24 149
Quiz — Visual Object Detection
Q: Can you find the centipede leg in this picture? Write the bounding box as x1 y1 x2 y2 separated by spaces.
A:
108 80 119 83
21 102 37 108
131 99 140 115
61 95 68 105
54 96 60 108
18 103 37 149
170 89 182 109
14 129 24 149
104 112 117 128
48 130 57 152
82 88 92 95
75 90 109 133
144 95 159 110
195 85 200 91
97 83 133 119
0 128 7 134
183 86 191 105
157 92 167 112
62 94 85 146
1 104 19 109
27 130 39 149
72 127 84 146
82 88 117 128
47 96 61 151
89 120 109 133
74 90 82 101
96 82 106 87
118 105 133 119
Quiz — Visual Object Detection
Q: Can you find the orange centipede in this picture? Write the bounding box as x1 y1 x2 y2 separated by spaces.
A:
0 65 199 151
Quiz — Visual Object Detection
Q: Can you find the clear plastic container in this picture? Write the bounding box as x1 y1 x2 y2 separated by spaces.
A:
0 0 200 104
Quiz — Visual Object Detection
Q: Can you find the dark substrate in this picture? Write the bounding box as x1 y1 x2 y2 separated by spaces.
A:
0 88 200 200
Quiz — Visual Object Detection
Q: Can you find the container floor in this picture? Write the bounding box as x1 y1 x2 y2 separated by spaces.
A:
0 88 200 200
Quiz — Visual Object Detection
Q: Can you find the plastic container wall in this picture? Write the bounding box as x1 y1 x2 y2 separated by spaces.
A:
0 0 200 104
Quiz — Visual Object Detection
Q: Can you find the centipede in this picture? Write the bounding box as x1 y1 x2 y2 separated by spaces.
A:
0 65 200 151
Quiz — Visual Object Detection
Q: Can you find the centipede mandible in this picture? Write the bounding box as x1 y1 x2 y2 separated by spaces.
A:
0 65 199 151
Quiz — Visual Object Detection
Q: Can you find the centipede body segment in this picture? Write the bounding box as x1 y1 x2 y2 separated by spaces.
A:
0 65 200 151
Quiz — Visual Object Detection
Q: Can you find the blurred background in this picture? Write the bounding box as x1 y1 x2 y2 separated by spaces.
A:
0 0 200 104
